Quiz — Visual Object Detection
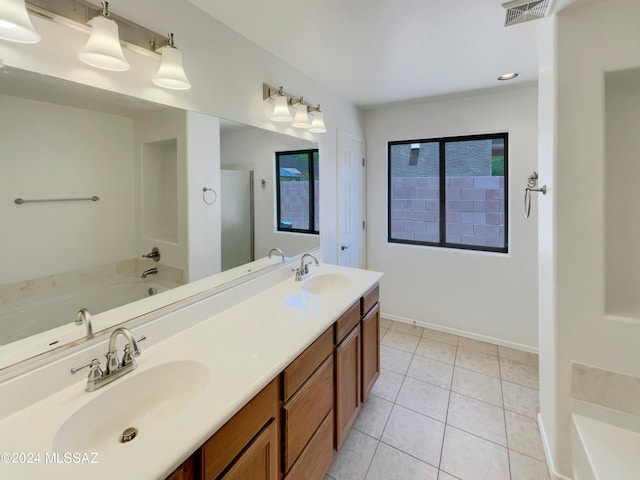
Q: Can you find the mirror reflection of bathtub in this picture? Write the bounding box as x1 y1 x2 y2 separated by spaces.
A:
0 66 319 372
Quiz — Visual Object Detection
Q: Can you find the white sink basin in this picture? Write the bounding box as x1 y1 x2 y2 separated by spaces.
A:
301 273 351 294
53 360 209 455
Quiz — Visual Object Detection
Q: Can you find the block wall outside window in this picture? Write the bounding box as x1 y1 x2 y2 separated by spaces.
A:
388 134 508 253
276 149 319 235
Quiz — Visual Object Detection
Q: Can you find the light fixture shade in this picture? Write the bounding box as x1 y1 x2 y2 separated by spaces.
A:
291 103 310 128
78 15 130 71
0 0 41 44
153 45 191 90
270 94 292 122
309 111 327 133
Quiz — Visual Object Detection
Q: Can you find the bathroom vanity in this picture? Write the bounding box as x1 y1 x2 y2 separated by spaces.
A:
0 262 382 480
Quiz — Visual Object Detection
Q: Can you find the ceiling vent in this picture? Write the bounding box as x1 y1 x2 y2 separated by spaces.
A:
502 0 550 26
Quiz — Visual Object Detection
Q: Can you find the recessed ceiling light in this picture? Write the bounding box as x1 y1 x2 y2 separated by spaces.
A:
498 72 519 81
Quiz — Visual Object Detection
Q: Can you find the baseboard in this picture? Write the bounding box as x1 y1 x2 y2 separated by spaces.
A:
381 312 538 354
538 413 572 480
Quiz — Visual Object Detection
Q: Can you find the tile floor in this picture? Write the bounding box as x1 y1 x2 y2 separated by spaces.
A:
325 318 549 480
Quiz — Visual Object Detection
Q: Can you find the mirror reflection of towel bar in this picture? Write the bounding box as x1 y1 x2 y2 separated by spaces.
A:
14 196 100 205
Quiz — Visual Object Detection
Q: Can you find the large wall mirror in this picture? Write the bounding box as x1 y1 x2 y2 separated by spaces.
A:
0 66 319 372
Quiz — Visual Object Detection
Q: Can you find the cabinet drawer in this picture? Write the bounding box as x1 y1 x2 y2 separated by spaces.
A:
202 378 279 480
283 356 334 472
283 411 334 480
283 326 333 401
335 301 360 344
361 284 379 317
220 420 278 480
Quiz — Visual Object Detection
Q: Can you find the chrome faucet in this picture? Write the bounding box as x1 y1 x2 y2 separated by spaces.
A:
294 253 319 281
268 247 286 262
141 267 158 278
75 308 93 337
141 247 161 262
70 327 145 392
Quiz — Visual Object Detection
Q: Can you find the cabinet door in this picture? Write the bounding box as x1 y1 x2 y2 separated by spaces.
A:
361 302 380 403
335 324 361 449
221 420 278 480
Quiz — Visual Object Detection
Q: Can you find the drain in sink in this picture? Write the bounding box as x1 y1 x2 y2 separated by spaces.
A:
120 427 138 443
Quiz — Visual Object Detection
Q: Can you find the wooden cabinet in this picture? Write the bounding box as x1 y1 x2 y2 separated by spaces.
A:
220 420 278 480
166 454 197 480
334 322 361 450
201 378 279 480
283 411 334 480
361 302 380 403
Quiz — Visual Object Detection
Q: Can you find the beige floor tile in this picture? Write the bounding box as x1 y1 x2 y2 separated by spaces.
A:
325 476 336 480
407 355 454 389
353 394 394 439
380 345 413 375
327 428 378 480
498 346 538 367
370 368 405 402
381 405 445 467
438 472 461 480
422 328 459 346
380 317 393 329
451 367 503 407
505 411 546 461
502 381 539 418
396 376 450 422
381 330 420 353
509 450 551 480
446 392 507 446
455 347 501 378
440 426 510 480
416 337 457 364
458 337 498 356
500 357 539 390
365 442 439 480
380 327 389 339
389 321 425 337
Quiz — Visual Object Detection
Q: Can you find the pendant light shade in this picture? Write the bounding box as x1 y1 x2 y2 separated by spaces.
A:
0 0 41 44
291 103 310 128
309 109 327 133
78 3 129 71
270 90 293 122
153 34 191 90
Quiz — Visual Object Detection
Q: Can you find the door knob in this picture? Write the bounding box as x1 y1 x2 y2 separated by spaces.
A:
341 244 351 251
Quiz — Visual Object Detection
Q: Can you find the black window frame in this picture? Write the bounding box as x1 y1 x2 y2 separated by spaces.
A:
387 132 508 253
275 149 319 235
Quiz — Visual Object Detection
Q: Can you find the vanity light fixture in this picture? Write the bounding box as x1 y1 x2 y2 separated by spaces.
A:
153 33 191 90
0 0 41 44
308 105 327 133
498 72 519 81
78 2 130 71
263 83 326 134
291 98 311 128
270 87 293 122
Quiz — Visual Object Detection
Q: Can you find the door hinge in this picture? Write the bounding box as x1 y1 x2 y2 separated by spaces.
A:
362 220 366 229
362 158 366 167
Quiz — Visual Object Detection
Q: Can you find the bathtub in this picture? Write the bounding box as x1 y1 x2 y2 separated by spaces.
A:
572 400 640 480
0 277 176 369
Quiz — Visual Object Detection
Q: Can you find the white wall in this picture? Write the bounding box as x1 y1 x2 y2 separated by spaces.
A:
365 87 539 349
0 94 135 284
538 0 640 476
0 0 364 265
220 127 320 259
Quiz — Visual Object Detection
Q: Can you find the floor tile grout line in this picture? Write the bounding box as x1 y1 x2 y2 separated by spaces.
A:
377 438 443 473
438 342 457 472
498 348 513 480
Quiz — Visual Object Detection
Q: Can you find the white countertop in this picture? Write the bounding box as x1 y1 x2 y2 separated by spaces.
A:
0 263 382 479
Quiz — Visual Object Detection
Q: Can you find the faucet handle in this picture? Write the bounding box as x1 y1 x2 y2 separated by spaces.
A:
70 358 103 382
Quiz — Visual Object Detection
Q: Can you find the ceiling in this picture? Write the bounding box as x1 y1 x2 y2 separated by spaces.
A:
188 0 552 108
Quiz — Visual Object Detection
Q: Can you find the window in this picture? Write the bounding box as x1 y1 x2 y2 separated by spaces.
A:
388 133 508 253
276 149 319 234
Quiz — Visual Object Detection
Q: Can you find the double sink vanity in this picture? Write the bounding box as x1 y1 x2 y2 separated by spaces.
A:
0 258 382 480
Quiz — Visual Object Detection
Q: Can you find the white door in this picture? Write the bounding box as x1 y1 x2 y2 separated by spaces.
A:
337 130 366 268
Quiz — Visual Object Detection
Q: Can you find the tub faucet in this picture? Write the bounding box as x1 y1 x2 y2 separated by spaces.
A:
141 267 158 278
268 248 286 262
70 327 145 392
75 308 93 337
294 253 319 281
